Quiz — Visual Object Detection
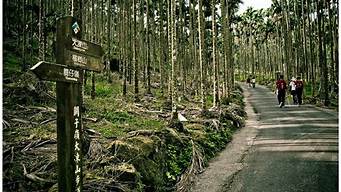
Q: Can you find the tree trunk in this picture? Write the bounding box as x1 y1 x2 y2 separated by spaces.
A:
158 1 164 96
212 0 218 107
122 0 127 96
307 0 316 96
91 72 96 99
198 0 205 110
327 0 335 89
332 0 338 85
170 0 177 117
221 0 228 98
167 0 172 101
317 0 329 105
107 0 112 83
302 0 308 81
22 0 27 71
146 0 152 94
134 0 139 101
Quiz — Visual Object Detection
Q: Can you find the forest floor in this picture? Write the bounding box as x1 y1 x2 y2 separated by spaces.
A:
3 59 247 191
190 84 338 192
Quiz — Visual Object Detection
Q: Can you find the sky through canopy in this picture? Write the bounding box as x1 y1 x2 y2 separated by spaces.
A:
237 0 273 14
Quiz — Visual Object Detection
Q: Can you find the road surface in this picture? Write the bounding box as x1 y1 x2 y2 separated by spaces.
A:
191 84 338 192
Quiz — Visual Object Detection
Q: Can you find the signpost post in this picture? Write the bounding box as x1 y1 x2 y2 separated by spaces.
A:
30 16 104 192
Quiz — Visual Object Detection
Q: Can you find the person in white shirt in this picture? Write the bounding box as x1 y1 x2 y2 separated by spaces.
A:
289 77 298 105
251 76 256 88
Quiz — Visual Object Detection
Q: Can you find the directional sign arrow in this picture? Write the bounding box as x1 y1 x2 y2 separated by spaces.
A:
64 50 104 72
65 36 104 58
30 61 82 83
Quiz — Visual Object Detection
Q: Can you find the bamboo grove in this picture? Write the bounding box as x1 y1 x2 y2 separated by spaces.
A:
3 0 338 110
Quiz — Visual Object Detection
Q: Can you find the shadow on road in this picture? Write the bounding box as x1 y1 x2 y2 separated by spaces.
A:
225 84 338 192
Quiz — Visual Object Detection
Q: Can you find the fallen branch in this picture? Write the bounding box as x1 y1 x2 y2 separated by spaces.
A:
40 118 56 125
21 139 41 152
83 117 98 122
3 120 10 129
11 147 14 163
86 128 101 136
126 130 160 138
135 103 143 108
158 113 170 119
3 147 11 157
11 118 38 125
16 104 27 109
22 163 54 183
28 106 56 113
33 139 56 148
145 110 162 113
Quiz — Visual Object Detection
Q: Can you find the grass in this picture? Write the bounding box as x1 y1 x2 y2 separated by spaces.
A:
4 123 56 143
84 80 119 97
95 122 125 138
89 110 165 138
84 87 167 139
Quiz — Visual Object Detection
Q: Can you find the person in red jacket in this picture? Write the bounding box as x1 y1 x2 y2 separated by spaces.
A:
276 74 287 108
295 76 304 105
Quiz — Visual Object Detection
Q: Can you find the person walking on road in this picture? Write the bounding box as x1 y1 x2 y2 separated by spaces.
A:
295 76 304 105
276 75 287 108
251 76 256 88
246 75 251 87
289 77 298 104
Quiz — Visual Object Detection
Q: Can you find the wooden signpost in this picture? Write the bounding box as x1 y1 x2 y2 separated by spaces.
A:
30 16 104 192
31 61 82 83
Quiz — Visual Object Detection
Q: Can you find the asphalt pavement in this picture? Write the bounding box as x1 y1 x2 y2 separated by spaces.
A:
191 84 338 192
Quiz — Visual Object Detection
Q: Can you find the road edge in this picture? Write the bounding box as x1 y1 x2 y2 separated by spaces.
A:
190 84 260 192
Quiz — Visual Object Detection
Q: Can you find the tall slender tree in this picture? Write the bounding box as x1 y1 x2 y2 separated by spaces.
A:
170 0 177 117
212 0 219 107
198 0 205 110
317 0 329 105
133 0 139 101
146 0 152 94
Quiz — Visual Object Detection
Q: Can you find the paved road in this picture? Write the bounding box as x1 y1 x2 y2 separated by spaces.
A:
191 84 338 192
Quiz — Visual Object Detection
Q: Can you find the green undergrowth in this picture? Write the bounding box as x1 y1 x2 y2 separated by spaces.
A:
3 51 22 78
79 76 246 191
3 70 247 192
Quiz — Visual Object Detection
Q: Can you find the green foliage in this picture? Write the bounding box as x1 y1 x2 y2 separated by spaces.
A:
134 157 165 191
221 97 231 105
303 82 314 97
230 90 245 107
200 127 232 160
85 96 166 139
104 111 133 123
3 51 21 78
206 94 213 106
85 81 117 97
165 143 192 184
96 123 125 138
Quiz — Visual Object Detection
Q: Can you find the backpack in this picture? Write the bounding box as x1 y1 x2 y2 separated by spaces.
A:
296 80 303 89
